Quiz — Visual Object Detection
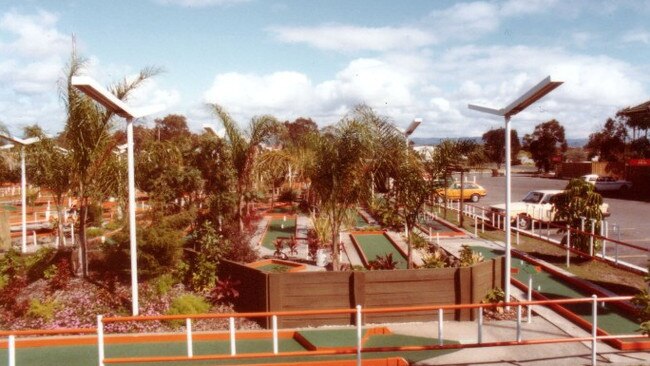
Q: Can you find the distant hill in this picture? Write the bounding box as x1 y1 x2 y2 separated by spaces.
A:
412 137 588 148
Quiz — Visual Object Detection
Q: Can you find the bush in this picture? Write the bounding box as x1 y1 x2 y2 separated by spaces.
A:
368 253 398 270
166 294 210 328
26 298 60 322
422 250 447 268
152 274 176 296
459 245 484 267
161 208 197 231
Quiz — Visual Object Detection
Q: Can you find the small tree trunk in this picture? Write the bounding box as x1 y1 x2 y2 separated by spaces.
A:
331 225 340 271
406 222 413 269
238 194 245 232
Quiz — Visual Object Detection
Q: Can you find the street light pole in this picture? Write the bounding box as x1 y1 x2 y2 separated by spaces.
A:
126 117 139 315
468 76 562 305
72 75 163 316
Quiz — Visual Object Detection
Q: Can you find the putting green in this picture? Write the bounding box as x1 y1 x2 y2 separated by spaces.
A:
261 217 296 250
352 233 407 269
353 211 369 228
472 246 643 339
0 328 458 365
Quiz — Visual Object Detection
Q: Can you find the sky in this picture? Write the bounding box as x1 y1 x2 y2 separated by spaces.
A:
1 0 649 140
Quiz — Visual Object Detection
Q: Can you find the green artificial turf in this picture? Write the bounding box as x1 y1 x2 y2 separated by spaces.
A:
0 329 460 366
261 217 297 250
352 233 408 269
354 211 369 228
471 246 643 338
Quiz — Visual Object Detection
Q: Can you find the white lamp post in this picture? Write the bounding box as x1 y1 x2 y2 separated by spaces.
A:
468 76 562 305
72 75 162 316
0 135 41 253
395 118 422 148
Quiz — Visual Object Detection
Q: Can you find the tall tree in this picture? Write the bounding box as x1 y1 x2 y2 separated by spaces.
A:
523 119 568 173
211 105 281 232
61 46 160 277
584 118 628 163
390 151 429 269
482 127 521 169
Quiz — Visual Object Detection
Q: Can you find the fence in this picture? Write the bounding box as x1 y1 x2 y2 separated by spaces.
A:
434 199 648 274
219 256 504 327
1 296 644 366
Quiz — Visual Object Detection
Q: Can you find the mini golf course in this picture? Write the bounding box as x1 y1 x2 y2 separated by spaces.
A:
0 327 458 365
354 211 369 228
472 246 649 350
260 216 297 250
417 213 465 238
350 232 408 269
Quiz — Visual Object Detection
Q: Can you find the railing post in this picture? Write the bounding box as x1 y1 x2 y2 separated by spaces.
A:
516 304 522 342
614 224 620 264
526 274 533 324
592 295 598 366
97 315 104 366
8 335 15 366
186 318 193 358
477 307 483 344
516 229 520 245
229 317 236 356
272 315 279 355
474 216 478 237
531 218 535 236
590 219 596 257
566 225 571 268
438 308 444 346
356 305 362 366
481 213 485 233
600 220 606 258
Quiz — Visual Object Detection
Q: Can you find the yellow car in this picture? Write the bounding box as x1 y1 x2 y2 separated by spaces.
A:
435 182 487 203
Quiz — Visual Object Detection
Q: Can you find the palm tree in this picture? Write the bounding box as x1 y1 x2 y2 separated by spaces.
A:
61 46 160 277
210 105 281 232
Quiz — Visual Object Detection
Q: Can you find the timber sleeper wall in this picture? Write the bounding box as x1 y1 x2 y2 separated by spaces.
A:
218 257 504 328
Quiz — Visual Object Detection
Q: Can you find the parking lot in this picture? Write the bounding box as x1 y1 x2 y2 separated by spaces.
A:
465 173 650 269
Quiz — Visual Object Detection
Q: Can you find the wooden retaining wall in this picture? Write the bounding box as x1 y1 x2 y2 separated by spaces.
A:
218 257 504 328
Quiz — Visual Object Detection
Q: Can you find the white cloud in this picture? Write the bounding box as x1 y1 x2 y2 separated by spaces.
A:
621 30 650 44
153 0 250 7
269 24 436 52
426 2 500 40
0 10 69 58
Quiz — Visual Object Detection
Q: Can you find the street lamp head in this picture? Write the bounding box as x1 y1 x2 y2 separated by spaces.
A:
405 118 422 136
71 76 136 119
468 76 563 118
0 133 43 146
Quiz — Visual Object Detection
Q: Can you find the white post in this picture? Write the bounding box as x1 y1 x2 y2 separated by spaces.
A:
504 115 512 308
477 307 483 344
229 317 236 356
566 225 571 268
70 223 75 246
32 231 37 247
438 308 444 346
602 221 607 258
590 219 596 257
127 118 139 316
592 295 598 366
8 335 15 366
474 216 478 237
526 274 533 324
97 315 104 366
20 147 27 253
516 304 522 342
186 318 193 358
356 305 362 366
272 315 278 355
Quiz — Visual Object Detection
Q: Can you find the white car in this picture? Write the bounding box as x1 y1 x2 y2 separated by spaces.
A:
489 190 610 230
581 174 632 192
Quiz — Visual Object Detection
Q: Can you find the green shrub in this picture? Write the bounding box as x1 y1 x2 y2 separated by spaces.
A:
27 298 60 321
459 245 484 267
152 274 176 296
409 232 428 250
166 294 210 327
422 250 447 268
161 208 197 231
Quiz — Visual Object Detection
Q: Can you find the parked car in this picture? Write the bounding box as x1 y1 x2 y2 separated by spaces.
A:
435 182 487 203
581 174 632 192
489 189 610 230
